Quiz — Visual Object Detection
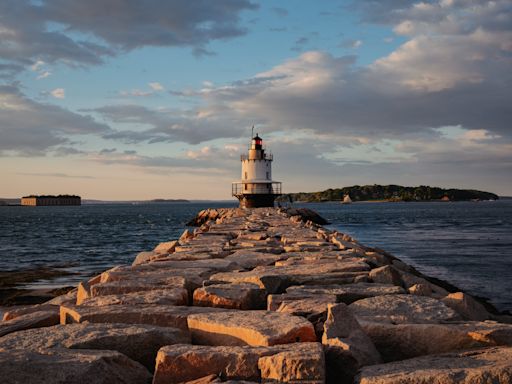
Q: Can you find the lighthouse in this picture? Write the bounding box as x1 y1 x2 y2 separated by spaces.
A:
232 133 282 208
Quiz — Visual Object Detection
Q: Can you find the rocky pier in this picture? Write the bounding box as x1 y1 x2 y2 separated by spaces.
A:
1 207 512 383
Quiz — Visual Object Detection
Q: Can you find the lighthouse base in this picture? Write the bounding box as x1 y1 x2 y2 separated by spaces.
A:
236 194 278 208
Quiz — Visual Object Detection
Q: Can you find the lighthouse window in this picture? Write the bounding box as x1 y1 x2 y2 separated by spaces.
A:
244 172 247 179
266 171 269 179
244 184 247 190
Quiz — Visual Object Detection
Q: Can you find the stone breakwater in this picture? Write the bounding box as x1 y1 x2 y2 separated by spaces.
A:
1 207 512 384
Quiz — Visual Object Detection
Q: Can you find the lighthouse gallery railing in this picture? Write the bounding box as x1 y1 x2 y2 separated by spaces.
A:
232 182 282 196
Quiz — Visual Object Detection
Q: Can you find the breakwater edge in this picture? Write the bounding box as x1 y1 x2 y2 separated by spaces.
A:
1 207 512 383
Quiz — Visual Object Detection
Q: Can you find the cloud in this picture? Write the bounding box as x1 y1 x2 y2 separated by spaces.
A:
83 0 511 193
0 63 25 79
0 85 109 155
119 89 153 97
52 146 87 156
19 0 505 194
50 88 65 99
339 39 363 49
119 82 166 98
156 0 509 141
86 148 236 176
17 172 96 179
31 60 45 71
148 82 164 91
90 104 246 145
36 71 51 79
0 0 258 77
31 60 52 79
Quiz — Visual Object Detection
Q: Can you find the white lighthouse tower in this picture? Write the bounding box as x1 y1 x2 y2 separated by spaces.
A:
232 133 282 208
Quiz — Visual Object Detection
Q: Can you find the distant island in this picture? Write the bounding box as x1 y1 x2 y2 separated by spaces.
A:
279 185 499 203
81 199 190 204
21 195 81 206
150 199 189 203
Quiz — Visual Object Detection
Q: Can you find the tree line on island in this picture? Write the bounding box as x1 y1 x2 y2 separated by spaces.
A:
279 185 499 203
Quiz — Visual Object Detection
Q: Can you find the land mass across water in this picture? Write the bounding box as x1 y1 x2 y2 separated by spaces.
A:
279 184 499 203
83 199 190 204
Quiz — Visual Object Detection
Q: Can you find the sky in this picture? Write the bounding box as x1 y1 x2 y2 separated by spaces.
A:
0 0 511 200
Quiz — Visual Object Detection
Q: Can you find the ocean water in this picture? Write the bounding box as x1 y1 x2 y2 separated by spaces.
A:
0 200 511 312
312 200 512 312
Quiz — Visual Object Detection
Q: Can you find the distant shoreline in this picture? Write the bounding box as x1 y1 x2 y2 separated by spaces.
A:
289 199 502 204
281 184 500 204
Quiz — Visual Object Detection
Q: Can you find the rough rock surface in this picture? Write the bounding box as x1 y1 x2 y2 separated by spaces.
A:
0 323 189 371
0 348 152 384
61 303 225 330
187 310 316 346
79 288 188 307
349 294 460 324
193 283 266 310
369 265 403 286
286 283 405 304
442 291 491 321
355 346 512 384
322 303 381 383
225 251 285 269
153 342 324 384
2 303 59 321
258 343 325 383
3 207 508 384
360 320 512 362
0 310 60 337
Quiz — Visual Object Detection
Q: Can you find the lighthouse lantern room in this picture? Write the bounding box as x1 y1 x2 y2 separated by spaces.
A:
232 133 282 208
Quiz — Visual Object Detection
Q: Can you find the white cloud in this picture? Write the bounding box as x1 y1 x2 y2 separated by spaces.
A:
30 60 45 71
148 82 164 91
186 146 212 159
461 129 501 143
352 40 362 48
119 89 152 97
37 71 51 79
30 60 52 80
50 88 65 99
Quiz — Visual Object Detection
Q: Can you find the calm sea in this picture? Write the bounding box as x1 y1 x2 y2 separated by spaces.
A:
0 200 511 312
